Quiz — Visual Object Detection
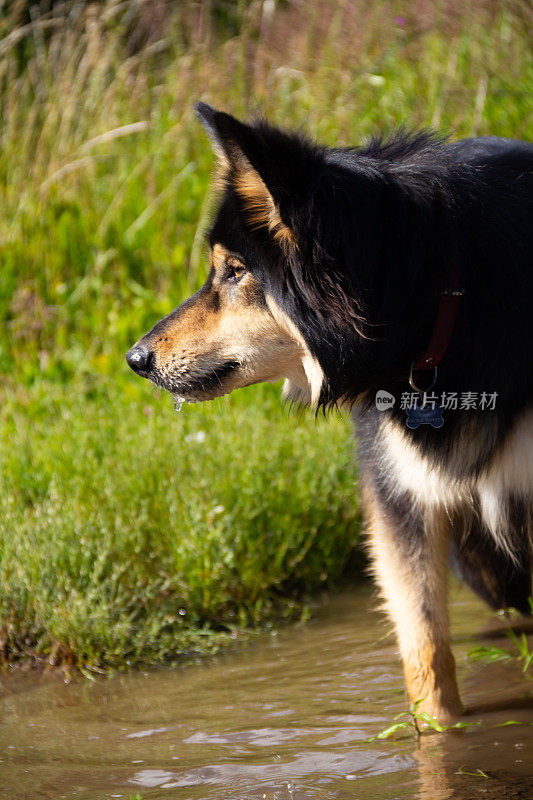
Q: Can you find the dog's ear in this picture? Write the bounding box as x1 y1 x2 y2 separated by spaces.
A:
195 102 243 168
195 102 304 248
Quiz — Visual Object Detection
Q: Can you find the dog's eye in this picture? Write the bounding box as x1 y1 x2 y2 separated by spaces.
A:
227 265 246 282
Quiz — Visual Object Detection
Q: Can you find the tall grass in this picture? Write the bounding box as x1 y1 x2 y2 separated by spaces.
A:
1 0 531 386
0 382 359 667
0 0 531 667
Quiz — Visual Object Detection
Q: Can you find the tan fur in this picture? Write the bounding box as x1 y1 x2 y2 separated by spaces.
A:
362 477 463 723
414 736 455 800
152 308 210 361
211 242 249 274
213 153 296 249
233 168 296 248
145 243 322 404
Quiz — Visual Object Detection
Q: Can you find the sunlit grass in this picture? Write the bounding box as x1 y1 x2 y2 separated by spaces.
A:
1 1 531 385
0 380 359 667
1 0 532 667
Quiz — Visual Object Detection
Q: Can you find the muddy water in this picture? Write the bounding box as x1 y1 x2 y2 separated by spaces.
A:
1 583 532 800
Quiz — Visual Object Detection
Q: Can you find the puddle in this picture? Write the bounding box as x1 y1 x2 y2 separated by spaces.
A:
0 582 532 799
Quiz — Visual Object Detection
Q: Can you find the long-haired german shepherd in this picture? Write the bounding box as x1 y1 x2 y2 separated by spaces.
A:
127 104 533 722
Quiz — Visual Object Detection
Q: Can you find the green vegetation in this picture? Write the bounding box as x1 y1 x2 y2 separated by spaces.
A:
366 700 477 741
456 767 490 779
1 0 532 668
0 383 358 666
468 615 533 673
368 698 533 742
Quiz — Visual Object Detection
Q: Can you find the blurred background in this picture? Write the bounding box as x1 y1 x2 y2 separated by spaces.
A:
0 0 531 670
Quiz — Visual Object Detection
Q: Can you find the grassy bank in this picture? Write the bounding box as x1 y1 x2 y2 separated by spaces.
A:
0 381 358 667
1 0 532 667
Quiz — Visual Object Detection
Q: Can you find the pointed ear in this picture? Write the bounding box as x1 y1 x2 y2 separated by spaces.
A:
195 102 297 249
195 102 241 168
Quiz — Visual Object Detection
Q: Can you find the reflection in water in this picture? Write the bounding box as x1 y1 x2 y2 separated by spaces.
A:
415 731 533 800
0 582 531 800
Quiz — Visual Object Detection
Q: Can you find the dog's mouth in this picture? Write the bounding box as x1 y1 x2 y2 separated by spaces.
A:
152 358 241 406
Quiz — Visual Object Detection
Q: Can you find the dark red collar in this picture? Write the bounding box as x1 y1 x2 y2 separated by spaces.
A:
409 265 464 389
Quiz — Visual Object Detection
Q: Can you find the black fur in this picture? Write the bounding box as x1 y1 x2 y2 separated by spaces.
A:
451 527 532 615
170 357 240 397
199 106 533 613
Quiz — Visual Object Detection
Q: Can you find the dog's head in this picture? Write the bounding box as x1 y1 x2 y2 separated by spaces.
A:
127 104 384 409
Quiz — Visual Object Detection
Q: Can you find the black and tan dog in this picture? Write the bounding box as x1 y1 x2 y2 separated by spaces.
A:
127 104 533 722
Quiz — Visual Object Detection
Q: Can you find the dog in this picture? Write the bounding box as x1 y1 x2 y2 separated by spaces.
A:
127 104 533 722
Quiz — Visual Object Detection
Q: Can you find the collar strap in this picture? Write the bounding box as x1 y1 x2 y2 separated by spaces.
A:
411 264 465 372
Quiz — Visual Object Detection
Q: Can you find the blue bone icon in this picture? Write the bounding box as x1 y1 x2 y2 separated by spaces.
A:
405 404 444 429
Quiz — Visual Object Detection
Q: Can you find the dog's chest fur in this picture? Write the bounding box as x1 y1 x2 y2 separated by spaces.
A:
372 407 533 556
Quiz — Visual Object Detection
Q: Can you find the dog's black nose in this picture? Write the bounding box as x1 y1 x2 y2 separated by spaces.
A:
126 344 153 374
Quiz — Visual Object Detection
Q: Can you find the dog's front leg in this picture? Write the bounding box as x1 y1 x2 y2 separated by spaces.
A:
362 476 463 723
